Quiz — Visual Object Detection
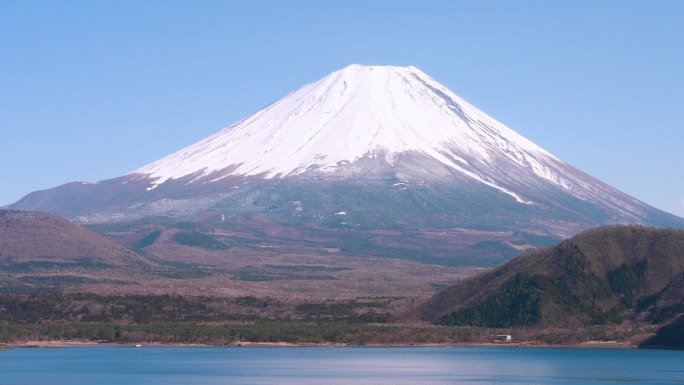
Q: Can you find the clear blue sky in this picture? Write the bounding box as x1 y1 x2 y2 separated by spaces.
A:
2 0 683 217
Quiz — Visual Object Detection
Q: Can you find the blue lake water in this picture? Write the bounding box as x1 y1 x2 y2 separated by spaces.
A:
0 346 682 385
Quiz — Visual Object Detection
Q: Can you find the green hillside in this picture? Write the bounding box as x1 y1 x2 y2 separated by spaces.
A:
421 226 684 330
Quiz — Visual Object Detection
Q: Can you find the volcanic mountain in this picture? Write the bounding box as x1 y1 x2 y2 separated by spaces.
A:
8 65 684 266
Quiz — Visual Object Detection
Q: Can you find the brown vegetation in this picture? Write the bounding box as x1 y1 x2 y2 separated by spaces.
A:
0 211 150 267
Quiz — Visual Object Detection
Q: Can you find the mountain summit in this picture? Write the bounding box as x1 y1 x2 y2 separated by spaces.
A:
135 65 550 201
9 65 684 266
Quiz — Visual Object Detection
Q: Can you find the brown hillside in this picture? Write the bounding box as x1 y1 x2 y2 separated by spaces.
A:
0 210 147 267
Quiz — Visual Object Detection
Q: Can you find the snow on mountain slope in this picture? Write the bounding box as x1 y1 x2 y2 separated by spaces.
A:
9 64 684 251
132 65 569 203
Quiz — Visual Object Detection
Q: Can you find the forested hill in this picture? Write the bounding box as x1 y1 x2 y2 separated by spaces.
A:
421 226 684 330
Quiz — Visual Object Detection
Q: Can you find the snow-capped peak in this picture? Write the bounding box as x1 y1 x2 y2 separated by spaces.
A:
132 65 563 199
13 65 668 230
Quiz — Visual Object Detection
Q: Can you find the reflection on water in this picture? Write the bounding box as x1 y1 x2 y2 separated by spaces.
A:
1 346 683 385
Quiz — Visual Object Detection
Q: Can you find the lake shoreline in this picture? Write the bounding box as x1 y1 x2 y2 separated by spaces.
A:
1 339 637 350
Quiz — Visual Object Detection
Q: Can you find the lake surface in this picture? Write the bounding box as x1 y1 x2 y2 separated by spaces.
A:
0 346 682 385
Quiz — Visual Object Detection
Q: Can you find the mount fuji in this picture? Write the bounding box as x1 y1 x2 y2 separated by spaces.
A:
10 65 683 266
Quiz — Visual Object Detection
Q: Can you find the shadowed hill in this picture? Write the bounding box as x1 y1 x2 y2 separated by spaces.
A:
640 313 684 349
420 226 684 328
